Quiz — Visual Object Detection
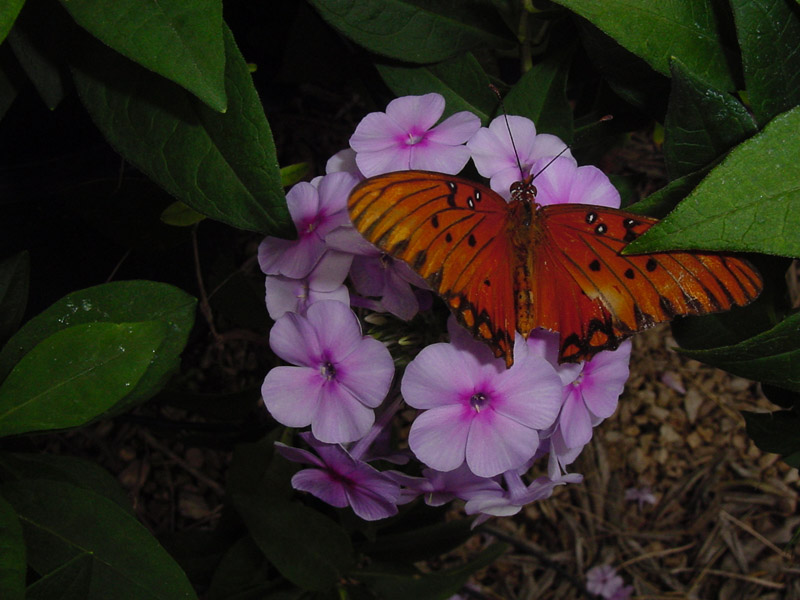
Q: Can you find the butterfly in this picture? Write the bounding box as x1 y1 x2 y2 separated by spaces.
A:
347 170 763 367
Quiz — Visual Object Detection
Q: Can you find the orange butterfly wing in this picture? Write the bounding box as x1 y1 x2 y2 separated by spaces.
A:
528 204 763 362
348 171 763 367
347 171 517 361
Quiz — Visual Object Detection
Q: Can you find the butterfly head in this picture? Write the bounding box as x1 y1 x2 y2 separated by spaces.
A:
509 175 538 206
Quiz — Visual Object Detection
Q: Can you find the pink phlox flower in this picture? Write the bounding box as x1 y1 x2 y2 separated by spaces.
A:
388 464 503 506
350 93 480 177
523 329 582 386
402 323 562 478
264 251 352 319
261 300 395 444
326 224 431 321
258 171 357 279
325 148 365 179
275 432 400 521
542 428 585 480
558 341 631 449
465 470 582 526
527 155 621 208
586 564 633 600
625 486 657 509
467 115 573 199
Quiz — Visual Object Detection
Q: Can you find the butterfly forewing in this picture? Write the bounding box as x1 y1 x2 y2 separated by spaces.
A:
348 171 518 365
537 204 763 362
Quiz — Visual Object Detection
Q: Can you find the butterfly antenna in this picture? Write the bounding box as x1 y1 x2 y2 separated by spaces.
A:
490 84 526 181
530 144 572 182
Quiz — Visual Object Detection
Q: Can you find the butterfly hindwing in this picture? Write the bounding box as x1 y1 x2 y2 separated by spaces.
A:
537 204 763 362
348 171 518 365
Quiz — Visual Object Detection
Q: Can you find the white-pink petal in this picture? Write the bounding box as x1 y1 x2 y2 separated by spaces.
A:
466 412 540 477
385 93 445 133
269 311 322 366
262 366 322 427
337 336 394 407
408 405 470 472
402 343 478 409
409 143 472 175
312 383 375 443
426 111 481 145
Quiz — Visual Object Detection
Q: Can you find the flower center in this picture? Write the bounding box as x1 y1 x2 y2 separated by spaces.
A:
321 361 336 381
470 392 489 412
405 130 424 145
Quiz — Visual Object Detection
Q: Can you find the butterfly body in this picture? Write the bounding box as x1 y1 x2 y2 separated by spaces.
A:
348 171 762 366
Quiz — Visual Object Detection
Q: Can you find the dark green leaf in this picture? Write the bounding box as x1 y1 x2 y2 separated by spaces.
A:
280 163 310 188
206 536 273 600
6 26 64 110
0 492 24 600
377 53 495 123
72 26 291 235
60 0 226 111
0 321 167 437
626 167 709 218
664 59 756 179
25 554 93 600
553 0 737 91
358 542 507 600
0 453 133 514
0 280 197 413
504 45 574 142
160 201 207 227
0 251 29 348
730 0 800 126
362 519 475 563
2 479 197 600
742 410 800 468
625 106 800 256
0 59 18 122
0 0 25 45
309 0 513 63
679 311 800 392
233 493 354 591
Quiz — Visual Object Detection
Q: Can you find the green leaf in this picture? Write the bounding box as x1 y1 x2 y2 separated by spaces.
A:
0 59 19 122
309 0 513 63
60 0 226 111
0 0 25 45
25 554 92 600
72 25 291 236
358 542 507 599
6 25 64 110
730 0 800 126
505 45 574 142
0 453 133 514
160 201 207 226
280 163 310 188
0 280 197 413
377 53 495 123
0 492 25 600
362 520 475 563
626 105 800 256
2 479 197 600
742 409 800 468
206 536 272 600
0 321 167 437
626 162 709 222
233 493 354 591
679 311 800 392
553 0 737 91
0 251 29 348
664 59 756 179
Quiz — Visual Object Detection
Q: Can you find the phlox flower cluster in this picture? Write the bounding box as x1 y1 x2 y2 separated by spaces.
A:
258 93 632 521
